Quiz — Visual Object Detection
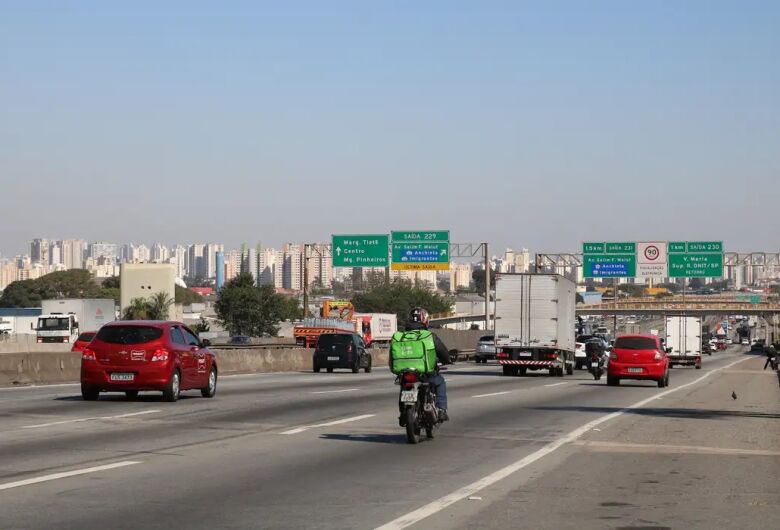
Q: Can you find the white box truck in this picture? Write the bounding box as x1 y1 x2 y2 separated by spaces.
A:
353 313 398 347
664 315 702 369
494 273 576 377
36 299 117 343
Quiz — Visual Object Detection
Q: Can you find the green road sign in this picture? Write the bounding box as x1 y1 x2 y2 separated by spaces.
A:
605 242 636 254
669 241 723 253
391 242 449 271
331 234 389 267
391 230 449 243
668 253 723 278
582 242 605 254
668 242 687 253
583 254 636 278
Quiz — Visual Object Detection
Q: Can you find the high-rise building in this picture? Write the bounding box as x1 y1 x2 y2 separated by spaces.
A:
283 244 303 291
151 243 170 263
449 262 472 291
48 241 62 267
515 248 531 273
307 244 333 288
60 239 86 270
204 243 224 279
30 239 49 265
88 242 118 263
188 244 206 278
258 248 277 286
225 249 243 282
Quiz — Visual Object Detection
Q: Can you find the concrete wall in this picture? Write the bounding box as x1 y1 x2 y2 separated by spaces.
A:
0 335 71 354
0 348 390 387
433 328 485 352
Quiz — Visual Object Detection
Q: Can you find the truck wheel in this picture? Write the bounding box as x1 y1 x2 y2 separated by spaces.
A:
502 365 513 376
566 363 574 376
517 367 527 376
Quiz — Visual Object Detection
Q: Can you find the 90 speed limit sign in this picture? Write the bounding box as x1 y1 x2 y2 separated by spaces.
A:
638 242 667 264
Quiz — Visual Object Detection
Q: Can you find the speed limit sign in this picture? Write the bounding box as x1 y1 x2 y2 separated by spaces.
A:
638 242 667 264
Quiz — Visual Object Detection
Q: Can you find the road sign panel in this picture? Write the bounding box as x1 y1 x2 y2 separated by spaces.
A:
637 263 667 279
637 241 667 264
391 242 449 271
583 254 636 278
391 231 449 243
668 253 723 278
668 242 686 253
685 241 723 253
331 234 389 267
582 242 605 254
605 242 636 254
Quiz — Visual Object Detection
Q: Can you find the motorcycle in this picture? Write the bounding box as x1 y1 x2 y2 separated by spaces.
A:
397 369 443 444
589 354 604 380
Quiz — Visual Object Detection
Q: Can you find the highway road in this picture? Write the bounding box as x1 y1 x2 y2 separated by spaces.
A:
0 347 777 529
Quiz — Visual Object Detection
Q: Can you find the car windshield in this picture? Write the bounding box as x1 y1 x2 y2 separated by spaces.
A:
96 326 163 344
76 332 96 342
479 335 494 342
318 334 352 347
614 337 658 350
38 317 70 331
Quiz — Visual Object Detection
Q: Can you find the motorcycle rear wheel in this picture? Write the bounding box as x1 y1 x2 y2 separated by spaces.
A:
405 408 420 444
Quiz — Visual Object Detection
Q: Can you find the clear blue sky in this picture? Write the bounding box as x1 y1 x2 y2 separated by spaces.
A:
1 1 778 256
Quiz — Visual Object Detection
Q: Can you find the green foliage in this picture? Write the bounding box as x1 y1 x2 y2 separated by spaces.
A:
351 279 453 328
278 295 303 321
147 291 175 320
123 297 151 320
189 317 211 334
102 276 121 289
175 284 204 304
0 270 105 308
214 273 290 337
471 268 497 295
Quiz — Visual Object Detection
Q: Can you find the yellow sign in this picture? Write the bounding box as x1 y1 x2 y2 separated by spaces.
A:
391 263 450 271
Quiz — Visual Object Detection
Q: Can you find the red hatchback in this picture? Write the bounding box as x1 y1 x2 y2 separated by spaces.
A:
80 321 218 402
607 334 670 388
71 331 97 353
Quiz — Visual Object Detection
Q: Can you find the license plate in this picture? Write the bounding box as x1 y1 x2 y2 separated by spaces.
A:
110 373 134 381
400 390 418 403
518 352 532 357
327 356 339 361
627 367 643 373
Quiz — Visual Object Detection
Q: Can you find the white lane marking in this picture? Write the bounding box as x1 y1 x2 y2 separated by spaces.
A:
544 382 567 388
309 388 359 395
280 414 376 435
0 461 142 491
22 410 161 429
472 391 512 399
0 383 80 392
374 355 750 530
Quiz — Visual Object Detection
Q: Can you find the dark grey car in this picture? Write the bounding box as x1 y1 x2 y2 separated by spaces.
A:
313 333 372 373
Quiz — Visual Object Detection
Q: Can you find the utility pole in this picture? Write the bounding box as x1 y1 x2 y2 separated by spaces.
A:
302 244 310 318
484 243 491 331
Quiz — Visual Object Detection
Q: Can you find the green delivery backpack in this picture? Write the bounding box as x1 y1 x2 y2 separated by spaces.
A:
390 330 438 375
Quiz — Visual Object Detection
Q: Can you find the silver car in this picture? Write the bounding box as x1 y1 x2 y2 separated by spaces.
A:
474 335 496 364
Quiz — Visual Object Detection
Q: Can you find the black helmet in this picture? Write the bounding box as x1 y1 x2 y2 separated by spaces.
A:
409 307 430 327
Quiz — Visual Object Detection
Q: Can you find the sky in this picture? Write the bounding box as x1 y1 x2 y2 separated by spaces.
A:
1 0 779 257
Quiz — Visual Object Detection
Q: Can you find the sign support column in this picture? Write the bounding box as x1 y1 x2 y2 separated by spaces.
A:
484 242 490 331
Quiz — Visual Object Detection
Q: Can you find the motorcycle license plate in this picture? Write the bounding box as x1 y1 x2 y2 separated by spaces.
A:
400 390 418 403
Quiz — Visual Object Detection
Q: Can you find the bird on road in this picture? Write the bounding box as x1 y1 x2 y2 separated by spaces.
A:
731 391 737 400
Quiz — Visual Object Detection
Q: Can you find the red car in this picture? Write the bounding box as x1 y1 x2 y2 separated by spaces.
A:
80 321 217 402
607 334 670 388
71 331 97 353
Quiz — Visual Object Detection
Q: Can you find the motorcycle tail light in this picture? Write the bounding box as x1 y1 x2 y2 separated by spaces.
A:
402 372 418 384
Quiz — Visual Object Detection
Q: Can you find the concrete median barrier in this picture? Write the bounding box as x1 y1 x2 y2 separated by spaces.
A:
0 348 391 386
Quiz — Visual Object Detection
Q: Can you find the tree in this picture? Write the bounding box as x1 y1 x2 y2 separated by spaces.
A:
102 276 120 289
123 298 150 320
0 270 104 307
278 295 303 321
352 279 453 328
214 273 289 337
190 317 211 334
175 285 204 305
472 268 497 295
147 292 175 320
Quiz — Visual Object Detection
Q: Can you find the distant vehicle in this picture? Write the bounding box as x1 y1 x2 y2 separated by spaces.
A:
70 331 96 353
574 342 586 369
607 334 670 388
313 333 372 373
228 335 252 345
353 313 398 347
741 338 750 346
665 316 702 369
474 334 496 364
36 299 116 344
0 320 12 335
750 341 765 352
80 321 217 402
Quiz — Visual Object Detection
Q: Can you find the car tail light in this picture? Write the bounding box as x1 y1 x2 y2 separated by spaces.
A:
37 338 43 343
654 351 663 360
82 348 96 361
610 352 618 360
347 343 353 353
151 349 170 362
496 352 509 360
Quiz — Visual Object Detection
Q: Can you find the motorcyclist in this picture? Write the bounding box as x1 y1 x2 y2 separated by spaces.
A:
405 307 451 421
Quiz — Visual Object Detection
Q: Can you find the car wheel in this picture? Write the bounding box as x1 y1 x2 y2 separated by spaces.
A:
364 356 372 373
657 372 667 388
607 375 620 386
313 365 321 373
201 366 217 398
352 361 360 374
327 367 333 373
162 370 181 402
81 384 99 401
125 390 139 400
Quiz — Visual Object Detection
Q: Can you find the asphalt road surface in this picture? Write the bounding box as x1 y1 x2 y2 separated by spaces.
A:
1 346 777 529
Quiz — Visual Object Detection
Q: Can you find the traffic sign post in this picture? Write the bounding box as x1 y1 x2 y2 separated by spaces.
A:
331 235 389 267
391 231 450 271
637 241 668 279
582 242 636 278
667 241 724 278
